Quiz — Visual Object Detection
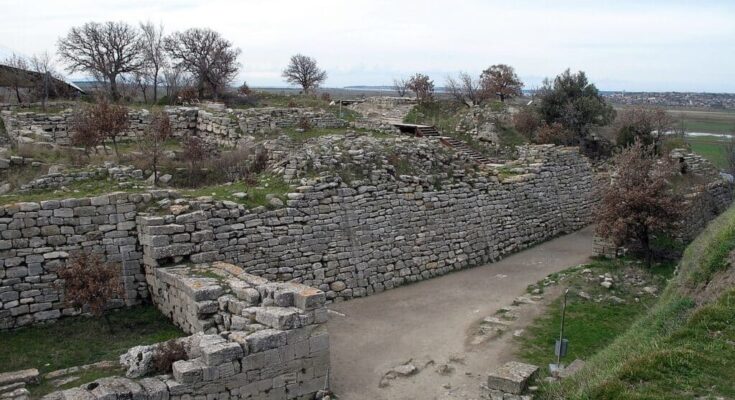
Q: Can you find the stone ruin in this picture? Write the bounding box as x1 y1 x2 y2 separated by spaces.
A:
43 262 330 400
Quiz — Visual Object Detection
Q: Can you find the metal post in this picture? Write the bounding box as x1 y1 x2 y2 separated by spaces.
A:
557 288 569 367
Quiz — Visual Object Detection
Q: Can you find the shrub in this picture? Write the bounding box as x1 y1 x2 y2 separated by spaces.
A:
151 340 188 374
140 110 173 186
57 251 123 328
513 107 541 140
320 92 331 102
534 122 575 145
297 116 312 131
251 147 269 174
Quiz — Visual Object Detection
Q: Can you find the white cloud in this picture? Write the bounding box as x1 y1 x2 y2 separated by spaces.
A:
0 0 733 91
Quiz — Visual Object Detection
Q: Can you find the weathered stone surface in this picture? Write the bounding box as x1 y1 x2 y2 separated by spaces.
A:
119 345 156 378
486 361 539 395
0 369 39 386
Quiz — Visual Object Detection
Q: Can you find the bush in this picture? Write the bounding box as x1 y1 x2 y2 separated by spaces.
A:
57 251 123 324
297 116 313 131
151 340 188 374
320 92 331 102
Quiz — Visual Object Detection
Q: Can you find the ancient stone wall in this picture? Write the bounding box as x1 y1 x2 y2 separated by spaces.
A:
0 191 175 330
45 262 330 400
0 107 198 146
196 107 347 146
1 145 598 330
137 146 595 301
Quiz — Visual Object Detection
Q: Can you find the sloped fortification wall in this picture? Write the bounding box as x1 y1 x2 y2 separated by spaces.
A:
138 146 596 301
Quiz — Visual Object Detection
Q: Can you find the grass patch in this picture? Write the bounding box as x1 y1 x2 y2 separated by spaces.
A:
0 305 183 374
686 136 728 169
182 173 291 209
537 205 735 400
0 176 147 205
687 212 735 285
518 258 672 369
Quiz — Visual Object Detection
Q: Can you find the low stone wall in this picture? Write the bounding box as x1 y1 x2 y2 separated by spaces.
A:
196 107 347 146
0 191 174 330
45 262 330 400
137 146 596 302
1 106 342 148
0 107 198 146
18 164 145 192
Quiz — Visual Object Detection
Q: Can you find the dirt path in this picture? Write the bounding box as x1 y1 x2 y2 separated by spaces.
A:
326 226 594 400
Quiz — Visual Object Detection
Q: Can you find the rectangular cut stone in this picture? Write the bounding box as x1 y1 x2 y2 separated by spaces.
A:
255 307 300 330
245 329 287 353
201 342 244 366
486 361 539 394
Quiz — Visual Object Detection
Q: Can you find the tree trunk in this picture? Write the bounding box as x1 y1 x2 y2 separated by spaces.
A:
14 85 22 104
152 71 158 103
641 225 652 268
111 136 120 159
109 75 120 101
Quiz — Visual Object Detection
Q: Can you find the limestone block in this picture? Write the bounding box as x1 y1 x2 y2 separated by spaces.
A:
201 342 243 366
172 359 204 384
245 329 287 353
486 361 539 395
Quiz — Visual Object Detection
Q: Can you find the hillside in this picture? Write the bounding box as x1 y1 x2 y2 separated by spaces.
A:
541 205 735 399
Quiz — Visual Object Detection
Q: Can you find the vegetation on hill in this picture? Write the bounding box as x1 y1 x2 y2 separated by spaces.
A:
535 204 735 399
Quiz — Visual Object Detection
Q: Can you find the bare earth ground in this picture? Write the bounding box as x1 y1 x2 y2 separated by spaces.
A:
327 226 594 400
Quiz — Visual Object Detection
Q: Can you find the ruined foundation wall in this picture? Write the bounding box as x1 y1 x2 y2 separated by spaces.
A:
44 262 330 400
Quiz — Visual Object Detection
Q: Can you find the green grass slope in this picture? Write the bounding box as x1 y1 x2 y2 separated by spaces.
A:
541 205 735 400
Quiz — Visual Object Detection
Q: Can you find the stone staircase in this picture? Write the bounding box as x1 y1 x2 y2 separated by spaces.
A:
415 125 441 137
440 136 491 165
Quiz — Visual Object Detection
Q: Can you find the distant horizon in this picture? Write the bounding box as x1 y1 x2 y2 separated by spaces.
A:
3 1 732 92
68 80 735 95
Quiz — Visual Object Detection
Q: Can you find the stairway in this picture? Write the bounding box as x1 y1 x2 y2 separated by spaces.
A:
440 136 491 165
415 126 441 137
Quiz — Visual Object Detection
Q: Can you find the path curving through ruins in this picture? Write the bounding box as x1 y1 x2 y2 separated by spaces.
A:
326 226 594 400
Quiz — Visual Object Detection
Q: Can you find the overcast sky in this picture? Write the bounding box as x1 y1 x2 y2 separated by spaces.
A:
1 0 733 92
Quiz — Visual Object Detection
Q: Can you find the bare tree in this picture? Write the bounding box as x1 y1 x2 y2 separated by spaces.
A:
165 28 241 99
140 110 172 186
282 54 327 94
595 139 682 266
28 52 58 110
445 72 486 106
2 53 29 103
407 73 434 104
480 64 523 102
57 21 145 101
162 66 190 102
393 78 409 97
139 21 166 103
